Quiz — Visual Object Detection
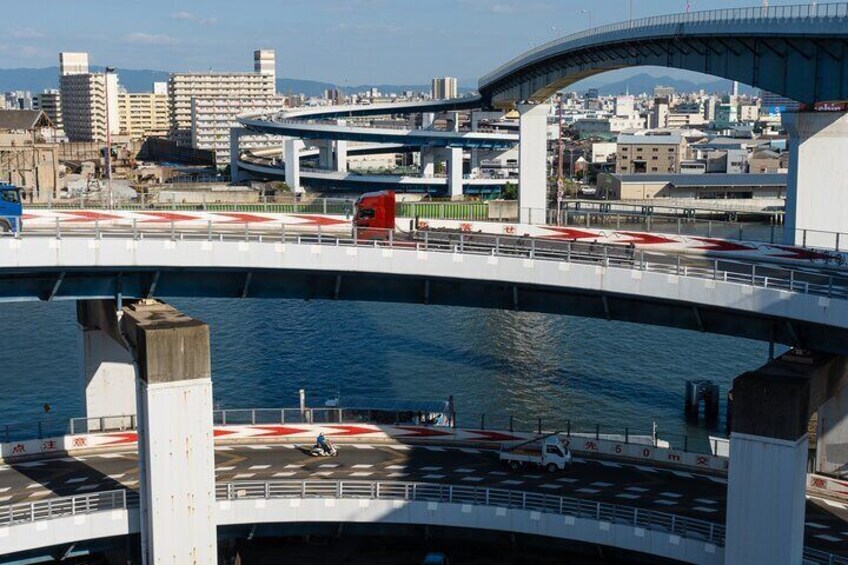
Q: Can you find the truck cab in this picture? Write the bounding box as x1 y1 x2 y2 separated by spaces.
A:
0 184 22 233
353 190 395 240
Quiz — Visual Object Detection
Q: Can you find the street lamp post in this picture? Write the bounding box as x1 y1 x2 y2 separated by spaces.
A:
104 66 116 209
581 9 592 28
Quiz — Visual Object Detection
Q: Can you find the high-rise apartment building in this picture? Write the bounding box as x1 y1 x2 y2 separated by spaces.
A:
431 77 458 100
118 89 169 139
168 50 276 146
58 52 120 142
191 95 288 166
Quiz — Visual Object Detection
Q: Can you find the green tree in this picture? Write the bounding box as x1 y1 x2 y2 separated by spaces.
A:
502 182 518 200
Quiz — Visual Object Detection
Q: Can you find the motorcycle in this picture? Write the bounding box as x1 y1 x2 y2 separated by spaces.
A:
309 441 339 457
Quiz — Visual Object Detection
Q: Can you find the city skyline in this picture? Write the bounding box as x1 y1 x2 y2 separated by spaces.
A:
0 0 815 85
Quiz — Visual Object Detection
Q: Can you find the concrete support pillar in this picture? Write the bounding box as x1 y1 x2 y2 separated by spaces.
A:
784 111 848 248
122 300 216 565
518 102 550 225
77 300 136 430
317 140 333 170
448 147 463 200
470 149 480 178
421 146 436 177
422 112 435 130
229 128 245 184
284 137 304 193
334 122 348 173
816 383 848 477
725 351 848 565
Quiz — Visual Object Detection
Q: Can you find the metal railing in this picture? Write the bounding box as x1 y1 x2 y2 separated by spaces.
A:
481 2 848 86
1 481 846 563
5 224 847 300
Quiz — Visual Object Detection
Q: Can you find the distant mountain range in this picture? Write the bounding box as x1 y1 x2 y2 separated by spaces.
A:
0 67 751 98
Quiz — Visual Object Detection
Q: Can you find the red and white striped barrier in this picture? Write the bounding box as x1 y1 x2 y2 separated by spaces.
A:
808 473 848 502
420 218 848 265
0 423 728 473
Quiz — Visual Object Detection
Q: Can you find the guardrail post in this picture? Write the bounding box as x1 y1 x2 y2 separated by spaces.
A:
170 220 175 241
676 255 681 275
251 409 256 425
55 217 61 239
459 233 464 253
424 230 429 250
751 265 756 286
531 239 536 259
95 219 100 239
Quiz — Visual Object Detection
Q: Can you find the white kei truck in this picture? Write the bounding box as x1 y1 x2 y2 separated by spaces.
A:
499 433 572 473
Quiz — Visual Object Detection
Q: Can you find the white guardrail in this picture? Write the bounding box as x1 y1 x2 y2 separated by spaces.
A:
2 224 846 301
1 481 846 564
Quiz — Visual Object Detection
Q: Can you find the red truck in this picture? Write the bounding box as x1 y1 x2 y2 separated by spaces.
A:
353 190 396 239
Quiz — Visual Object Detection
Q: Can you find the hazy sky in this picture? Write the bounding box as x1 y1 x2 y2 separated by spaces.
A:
0 0 809 84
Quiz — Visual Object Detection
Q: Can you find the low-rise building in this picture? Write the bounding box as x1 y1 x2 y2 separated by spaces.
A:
616 133 687 175
606 172 786 200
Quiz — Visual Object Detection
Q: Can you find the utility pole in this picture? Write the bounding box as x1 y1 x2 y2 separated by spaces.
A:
104 66 116 209
557 94 564 225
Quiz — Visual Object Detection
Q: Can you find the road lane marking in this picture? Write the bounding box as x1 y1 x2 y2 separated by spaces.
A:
318 464 339 469
671 471 693 478
233 473 255 479
654 499 677 506
216 467 236 472
539 484 561 490
246 446 271 450
26 483 47 489
0 496 11 502
626 487 650 492
214 447 233 451
815 534 842 542
273 472 297 478
311 471 334 476
386 465 406 470
65 478 87 484
523 475 543 479
557 478 579 483
634 465 658 473
575 488 600 494
284 464 303 469
0 487 10 493
489 471 509 476
388 473 409 478
806 522 829 529
423 474 446 480
95 454 124 459
591 482 614 488
350 472 373 477
352 445 375 449
693 506 718 513
659 492 683 498
76 485 98 492
249 465 270 470
695 498 718 505
388 445 411 451
616 494 641 500
501 480 523 486
14 462 44 468
107 474 126 480
455 468 475 473
459 448 481 454
423 446 446 452
461 477 484 482
824 500 847 510
420 466 442 471
708 477 727 484
598 461 622 468
352 464 373 469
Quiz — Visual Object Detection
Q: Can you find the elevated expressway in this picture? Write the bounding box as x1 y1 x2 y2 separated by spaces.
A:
2 439 847 564
0 226 845 353
475 2 848 242
234 95 517 198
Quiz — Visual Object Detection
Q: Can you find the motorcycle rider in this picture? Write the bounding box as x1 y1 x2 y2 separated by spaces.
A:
316 432 332 454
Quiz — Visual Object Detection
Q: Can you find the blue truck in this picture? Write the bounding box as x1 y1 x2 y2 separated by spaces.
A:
0 184 22 233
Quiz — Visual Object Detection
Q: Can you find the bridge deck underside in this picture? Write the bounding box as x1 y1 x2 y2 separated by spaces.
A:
485 35 848 107
3 266 846 355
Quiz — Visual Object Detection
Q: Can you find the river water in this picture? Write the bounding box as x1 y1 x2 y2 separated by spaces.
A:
0 297 771 450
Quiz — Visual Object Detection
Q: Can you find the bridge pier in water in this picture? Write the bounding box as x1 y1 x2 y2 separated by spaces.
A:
284 137 305 193
517 102 549 224
77 300 137 430
785 111 848 248
726 351 848 565
122 300 217 565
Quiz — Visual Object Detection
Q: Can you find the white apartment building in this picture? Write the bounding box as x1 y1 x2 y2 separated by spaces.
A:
191 96 288 166
431 77 458 100
118 91 169 139
169 50 276 146
58 52 120 142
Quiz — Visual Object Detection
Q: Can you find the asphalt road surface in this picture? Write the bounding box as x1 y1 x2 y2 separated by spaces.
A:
1 443 847 556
